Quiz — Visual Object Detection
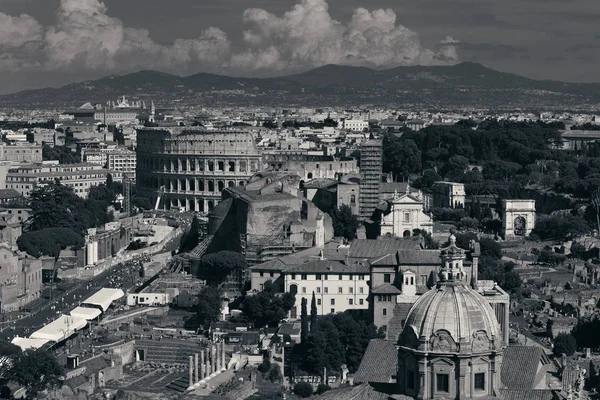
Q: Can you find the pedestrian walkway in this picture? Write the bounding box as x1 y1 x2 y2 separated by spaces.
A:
191 369 236 396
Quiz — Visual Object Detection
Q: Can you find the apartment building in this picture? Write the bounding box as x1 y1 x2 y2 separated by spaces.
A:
0 143 43 163
5 162 122 197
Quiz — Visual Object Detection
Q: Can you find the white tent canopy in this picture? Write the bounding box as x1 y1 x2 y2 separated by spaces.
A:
11 337 50 351
81 288 125 312
29 315 87 342
70 307 102 320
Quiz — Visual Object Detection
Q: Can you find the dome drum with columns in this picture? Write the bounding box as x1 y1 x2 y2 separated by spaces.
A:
397 234 506 399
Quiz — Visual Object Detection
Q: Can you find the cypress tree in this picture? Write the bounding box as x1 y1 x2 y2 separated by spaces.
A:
301 297 308 345
310 292 318 332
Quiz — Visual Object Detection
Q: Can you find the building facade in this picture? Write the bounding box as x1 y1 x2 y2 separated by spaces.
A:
502 199 536 239
0 243 43 312
136 128 262 212
379 191 434 237
0 143 43 163
262 151 358 181
106 149 136 175
359 140 382 219
5 163 122 197
432 181 465 209
283 260 371 317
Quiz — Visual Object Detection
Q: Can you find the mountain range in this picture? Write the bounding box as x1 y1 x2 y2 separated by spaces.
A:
2 62 599 110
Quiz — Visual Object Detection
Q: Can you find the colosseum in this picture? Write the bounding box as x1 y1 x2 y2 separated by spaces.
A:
136 128 261 212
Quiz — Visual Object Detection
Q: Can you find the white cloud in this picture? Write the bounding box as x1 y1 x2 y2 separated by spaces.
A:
229 0 458 73
0 0 458 79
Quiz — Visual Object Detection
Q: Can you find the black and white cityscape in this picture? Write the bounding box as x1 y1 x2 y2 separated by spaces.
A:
0 1 599 400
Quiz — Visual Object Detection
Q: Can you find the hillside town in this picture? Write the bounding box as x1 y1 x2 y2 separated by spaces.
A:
0 95 599 400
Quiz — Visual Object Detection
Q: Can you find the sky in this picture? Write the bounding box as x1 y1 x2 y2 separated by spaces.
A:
0 0 599 94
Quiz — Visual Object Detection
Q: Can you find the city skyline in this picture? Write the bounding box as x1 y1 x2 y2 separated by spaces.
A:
0 0 599 95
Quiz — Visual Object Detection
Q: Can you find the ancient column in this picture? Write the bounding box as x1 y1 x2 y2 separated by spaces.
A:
194 353 199 383
205 350 211 378
188 356 193 388
211 345 216 375
200 350 205 380
221 341 226 371
216 342 221 371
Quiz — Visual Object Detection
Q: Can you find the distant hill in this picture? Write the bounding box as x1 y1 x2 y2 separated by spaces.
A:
2 62 600 110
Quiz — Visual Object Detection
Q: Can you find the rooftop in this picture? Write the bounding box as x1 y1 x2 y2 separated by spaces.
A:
354 340 398 384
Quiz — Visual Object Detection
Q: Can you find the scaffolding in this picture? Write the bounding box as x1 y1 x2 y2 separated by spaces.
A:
359 139 382 219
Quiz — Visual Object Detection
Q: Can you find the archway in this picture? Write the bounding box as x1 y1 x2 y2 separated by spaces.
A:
403 230 412 238
289 284 298 295
307 172 313 179
514 216 526 236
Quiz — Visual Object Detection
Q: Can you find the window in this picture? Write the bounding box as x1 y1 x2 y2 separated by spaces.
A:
291 274 296 280
474 373 485 391
436 374 449 392
421 275 428 285
349 274 353 280
338 287 343 294
301 274 307 280
259 284 264 290
323 274 328 280
349 287 353 294
316 274 322 280
382 308 387 316
360 287 364 294
331 299 335 305
260 272 264 277
324 287 329 294
359 299 364 305
270 272 274 277
317 298 322 305
404 212 411 223
339 274 343 280
302 287 306 293
349 299 353 305
384 273 391 283
317 287 321 293
330 308 335 314
359 275 365 280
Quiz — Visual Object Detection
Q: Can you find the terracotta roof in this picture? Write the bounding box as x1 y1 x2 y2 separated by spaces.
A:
350 238 420 259
370 254 398 266
501 346 545 389
317 383 401 400
249 258 288 271
354 340 398 384
371 283 402 295
283 259 370 274
397 249 441 265
499 389 554 400
387 303 413 341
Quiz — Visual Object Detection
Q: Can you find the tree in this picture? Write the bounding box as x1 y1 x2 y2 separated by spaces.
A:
300 297 308 345
8 349 64 397
293 382 313 398
310 292 318 332
591 189 600 233
196 250 247 285
17 227 85 258
329 204 360 241
532 214 591 241
240 280 295 327
382 136 422 181
316 384 331 395
268 364 283 383
0 341 21 377
196 286 222 327
553 333 577 357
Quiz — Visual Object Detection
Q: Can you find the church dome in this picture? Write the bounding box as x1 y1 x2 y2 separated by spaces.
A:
401 282 501 353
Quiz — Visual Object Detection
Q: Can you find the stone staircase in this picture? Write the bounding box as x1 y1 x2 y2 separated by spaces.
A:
165 376 190 393
135 339 204 366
